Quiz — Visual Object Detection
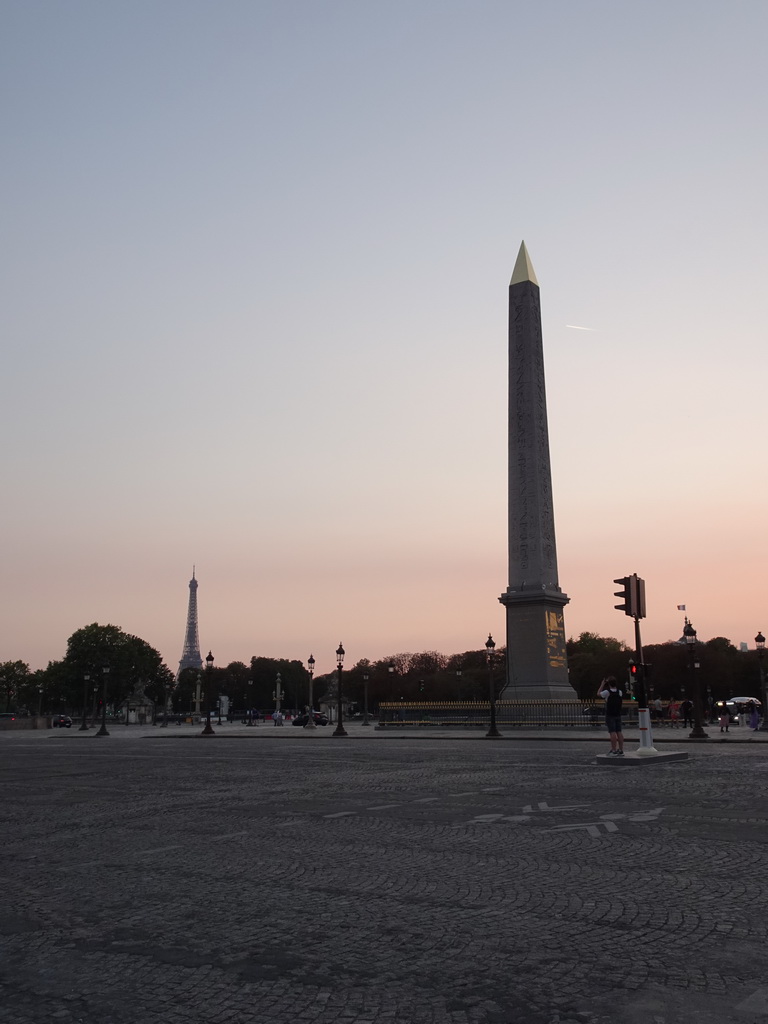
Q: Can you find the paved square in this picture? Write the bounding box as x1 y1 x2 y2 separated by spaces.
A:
2 732 768 1023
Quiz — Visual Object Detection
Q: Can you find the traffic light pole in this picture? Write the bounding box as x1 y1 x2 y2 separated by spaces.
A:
632 613 657 756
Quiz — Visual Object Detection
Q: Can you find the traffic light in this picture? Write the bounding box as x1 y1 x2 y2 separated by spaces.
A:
614 577 632 614
628 661 638 699
613 573 646 619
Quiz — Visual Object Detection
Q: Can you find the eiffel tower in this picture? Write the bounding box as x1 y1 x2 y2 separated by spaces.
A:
177 568 203 680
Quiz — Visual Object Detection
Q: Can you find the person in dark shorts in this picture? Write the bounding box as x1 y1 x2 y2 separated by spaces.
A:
597 677 624 756
680 698 694 729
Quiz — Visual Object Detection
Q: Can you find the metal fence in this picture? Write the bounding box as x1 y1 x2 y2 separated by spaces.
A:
377 700 641 729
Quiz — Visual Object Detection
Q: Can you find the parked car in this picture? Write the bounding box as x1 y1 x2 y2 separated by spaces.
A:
292 712 329 727
51 714 72 728
0 712 18 721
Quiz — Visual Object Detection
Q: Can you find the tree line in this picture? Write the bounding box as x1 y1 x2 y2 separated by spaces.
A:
2 624 764 716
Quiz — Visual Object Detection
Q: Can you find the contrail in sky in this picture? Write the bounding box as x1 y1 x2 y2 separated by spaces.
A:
566 324 596 331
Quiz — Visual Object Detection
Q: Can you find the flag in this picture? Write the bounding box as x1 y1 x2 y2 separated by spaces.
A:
677 604 686 611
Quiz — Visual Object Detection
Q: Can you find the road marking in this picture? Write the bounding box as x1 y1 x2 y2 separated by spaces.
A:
324 811 357 819
522 801 590 813
464 814 531 825
413 797 439 803
366 803 401 810
547 821 619 837
448 792 478 797
599 808 664 822
209 831 250 840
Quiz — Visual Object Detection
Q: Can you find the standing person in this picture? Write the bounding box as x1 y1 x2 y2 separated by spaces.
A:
652 696 663 724
668 700 680 728
680 698 694 729
597 677 624 756
719 704 730 733
748 701 760 731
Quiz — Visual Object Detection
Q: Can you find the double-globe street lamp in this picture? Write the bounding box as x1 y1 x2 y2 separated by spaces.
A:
79 673 91 731
683 621 708 740
95 666 110 737
362 671 371 726
485 634 502 739
201 651 215 736
333 643 348 737
161 676 170 728
304 654 316 730
756 632 767 731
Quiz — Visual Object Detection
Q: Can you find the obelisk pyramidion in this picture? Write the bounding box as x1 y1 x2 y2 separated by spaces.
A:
498 242 575 699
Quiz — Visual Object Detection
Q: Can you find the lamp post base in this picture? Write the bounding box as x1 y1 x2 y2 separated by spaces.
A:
485 726 502 738
688 727 709 740
332 724 348 737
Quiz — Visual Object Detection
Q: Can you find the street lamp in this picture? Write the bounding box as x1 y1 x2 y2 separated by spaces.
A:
273 672 283 724
304 654 316 730
485 634 502 739
194 672 202 718
683 620 708 740
362 671 371 726
161 676 169 728
95 667 110 737
201 651 215 735
756 632 767 731
333 643 348 737
79 674 90 730
37 686 44 718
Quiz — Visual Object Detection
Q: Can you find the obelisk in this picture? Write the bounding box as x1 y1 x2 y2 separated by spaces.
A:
498 242 575 698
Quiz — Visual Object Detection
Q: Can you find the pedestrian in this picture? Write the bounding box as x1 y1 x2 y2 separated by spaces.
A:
680 698 694 729
668 700 680 728
719 704 730 733
597 677 624 756
748 701 760 731
652 697 663 724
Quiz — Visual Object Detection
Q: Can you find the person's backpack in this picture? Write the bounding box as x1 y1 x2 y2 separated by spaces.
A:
605 688 623 715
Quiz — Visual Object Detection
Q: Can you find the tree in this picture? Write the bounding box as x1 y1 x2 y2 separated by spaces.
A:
61 623 173 710
566 633 630 699
0 661 31 711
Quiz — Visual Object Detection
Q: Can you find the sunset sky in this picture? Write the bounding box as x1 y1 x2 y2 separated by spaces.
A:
2 1 767 677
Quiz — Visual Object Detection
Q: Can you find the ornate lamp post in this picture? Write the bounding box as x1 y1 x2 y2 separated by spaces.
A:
37 685 44 718
485 634 502 739
683 620 708 740
161 676 170 728
304 655 316 730
95 666 110 737
362 671 371 726
201 651 215 735
333 643 348 737
273 672 283 724
756 633 767 731
193 672 202 718
79 674 90 730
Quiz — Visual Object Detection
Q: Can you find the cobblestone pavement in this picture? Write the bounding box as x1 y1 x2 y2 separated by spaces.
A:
2 733 768 1024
